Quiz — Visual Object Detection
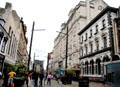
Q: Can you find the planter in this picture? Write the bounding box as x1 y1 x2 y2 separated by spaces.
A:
14 77 25 87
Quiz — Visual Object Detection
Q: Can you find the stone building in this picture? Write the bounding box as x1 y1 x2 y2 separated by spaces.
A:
53 0 107 71
1 3 21 64
78 6 119 80
0 18 9 72
0 3 28 70
47 51 54 73
17 18 28 66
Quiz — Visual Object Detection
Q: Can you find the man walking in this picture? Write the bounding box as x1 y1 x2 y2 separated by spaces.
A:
8 70 16 87
39 72 44 87
32 71 38 87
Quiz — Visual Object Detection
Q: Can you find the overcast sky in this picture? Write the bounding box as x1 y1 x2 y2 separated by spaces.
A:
0 0 119 69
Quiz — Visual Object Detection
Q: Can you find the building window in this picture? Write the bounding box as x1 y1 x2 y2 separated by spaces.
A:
89 29 92 38
95 25 98 35
1 37 8 53
82 36 83 43
103 36 107 48
96 59 101 75
85 62 88 74
85 45 88 55
80 36 84 44
8 26 11 36
102 19 106 28
0 32 4 45
96 40 99 51
0 19 5 26
81 48 83 56
85 33 87 41
90 42 93 53
101 19 106 30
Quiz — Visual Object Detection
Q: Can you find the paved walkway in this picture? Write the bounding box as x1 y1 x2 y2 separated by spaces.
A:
23 78 79 87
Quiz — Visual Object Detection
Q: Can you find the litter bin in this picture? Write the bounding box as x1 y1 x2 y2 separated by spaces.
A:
79 77 89 87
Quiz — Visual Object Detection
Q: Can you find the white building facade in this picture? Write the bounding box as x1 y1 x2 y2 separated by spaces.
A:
78 6 118 78
53 0 107 71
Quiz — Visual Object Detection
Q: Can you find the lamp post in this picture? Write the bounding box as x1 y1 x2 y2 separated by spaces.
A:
27 21 45 71
65 26 68 75
56 26 68 75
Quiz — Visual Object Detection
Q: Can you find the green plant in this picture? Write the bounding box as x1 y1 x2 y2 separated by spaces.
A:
14 61 27 80
67 69 76 76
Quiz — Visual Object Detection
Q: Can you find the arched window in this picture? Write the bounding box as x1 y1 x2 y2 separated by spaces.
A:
1 37 8 53
85 61 88 74
90 60 94 75
112 55 120 61
96 59 101 75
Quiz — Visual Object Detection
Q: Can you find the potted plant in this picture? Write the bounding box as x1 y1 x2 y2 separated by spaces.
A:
13 61 27 87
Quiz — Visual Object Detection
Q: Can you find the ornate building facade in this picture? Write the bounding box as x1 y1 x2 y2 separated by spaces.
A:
78 6 119 78
0 3 28 71
53 0 107 71
0 18 9 72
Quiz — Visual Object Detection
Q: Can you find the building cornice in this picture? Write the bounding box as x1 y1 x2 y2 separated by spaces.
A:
78 6 118 35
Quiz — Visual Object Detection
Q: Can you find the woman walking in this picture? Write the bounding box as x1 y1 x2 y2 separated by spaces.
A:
47 73 52 86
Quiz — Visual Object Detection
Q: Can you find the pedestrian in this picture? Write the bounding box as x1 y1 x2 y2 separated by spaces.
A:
47 73 52 85
3 67 10 87
43 72 47 85
61 74 66 84
39 72 44 87
8 69 16 87
0 71 3 87
56 74 60 84
32 71 39 87
25 71 29 87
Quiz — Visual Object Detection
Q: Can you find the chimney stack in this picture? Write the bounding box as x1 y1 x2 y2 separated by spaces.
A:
5 2 12 10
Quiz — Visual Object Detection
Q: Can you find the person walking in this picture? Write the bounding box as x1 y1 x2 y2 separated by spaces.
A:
8 70 16 87
3 67 10 87
43 72 47 85
55 74 60 84
0 72 3 87
25 71 29 87
32 71 38 87
47 73 52 86
39 72 44 87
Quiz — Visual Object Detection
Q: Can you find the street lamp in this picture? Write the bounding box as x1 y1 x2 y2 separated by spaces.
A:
56 26 68 75
27 21 45 71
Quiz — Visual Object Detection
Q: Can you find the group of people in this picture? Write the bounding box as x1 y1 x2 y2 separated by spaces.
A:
25 71 53 87
0 68 66 87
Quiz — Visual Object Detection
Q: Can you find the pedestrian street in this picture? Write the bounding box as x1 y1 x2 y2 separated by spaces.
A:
23 78 78 87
